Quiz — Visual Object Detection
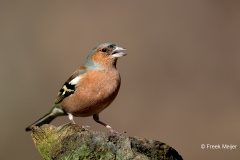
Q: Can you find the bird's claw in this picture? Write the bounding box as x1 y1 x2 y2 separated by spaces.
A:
81 125 90 131
109 128 126 135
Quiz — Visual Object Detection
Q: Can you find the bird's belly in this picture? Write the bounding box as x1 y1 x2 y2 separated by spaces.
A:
64 92 117 117
71 100 111 117
61 76 120 117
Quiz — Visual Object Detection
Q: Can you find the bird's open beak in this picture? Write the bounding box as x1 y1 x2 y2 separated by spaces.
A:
112 46 127 58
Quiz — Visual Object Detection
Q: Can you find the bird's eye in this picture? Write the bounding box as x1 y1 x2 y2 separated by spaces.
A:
102 48 107 52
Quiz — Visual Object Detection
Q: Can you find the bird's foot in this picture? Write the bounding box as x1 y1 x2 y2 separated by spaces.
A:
71 119 76 124
109 128 118 134
81 125 90 131
107 125 126 135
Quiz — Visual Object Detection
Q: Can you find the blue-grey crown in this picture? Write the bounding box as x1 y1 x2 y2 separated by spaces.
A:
85 43 116 69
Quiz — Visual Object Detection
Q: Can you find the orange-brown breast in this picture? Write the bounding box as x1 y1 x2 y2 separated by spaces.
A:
60 68 121 117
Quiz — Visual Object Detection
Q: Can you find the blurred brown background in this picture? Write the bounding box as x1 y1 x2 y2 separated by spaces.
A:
1 1 240 159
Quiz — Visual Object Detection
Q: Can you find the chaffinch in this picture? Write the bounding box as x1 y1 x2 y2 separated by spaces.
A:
25 43 127 133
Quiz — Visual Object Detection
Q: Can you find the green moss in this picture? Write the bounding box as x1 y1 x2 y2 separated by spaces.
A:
33 128 62 160
31 124 183 160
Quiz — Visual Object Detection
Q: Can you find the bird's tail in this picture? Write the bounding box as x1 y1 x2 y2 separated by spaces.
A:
25 113 55 131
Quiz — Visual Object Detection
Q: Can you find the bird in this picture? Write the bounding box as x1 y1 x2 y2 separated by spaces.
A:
25 43 127 133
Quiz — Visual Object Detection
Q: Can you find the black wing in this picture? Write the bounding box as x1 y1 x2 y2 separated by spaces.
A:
54 68 86 104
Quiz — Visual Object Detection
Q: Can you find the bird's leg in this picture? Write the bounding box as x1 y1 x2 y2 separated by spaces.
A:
68 113 76 124
93 114 117 133
68 113 90 130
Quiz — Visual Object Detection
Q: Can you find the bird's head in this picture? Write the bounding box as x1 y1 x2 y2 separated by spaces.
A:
85 43 127 69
